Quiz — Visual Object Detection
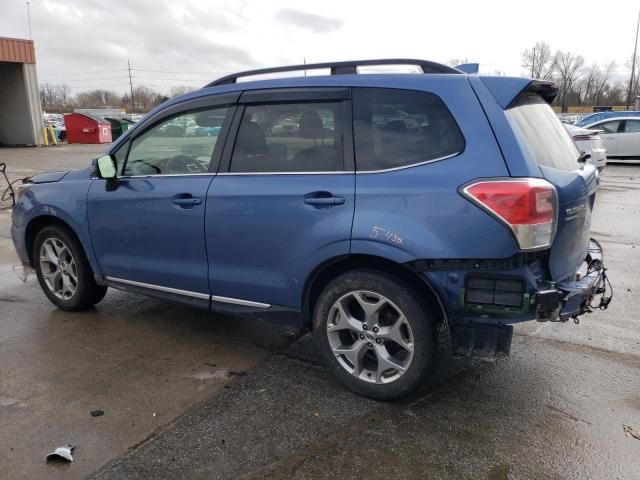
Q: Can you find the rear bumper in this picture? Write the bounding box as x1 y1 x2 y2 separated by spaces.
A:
536 239 610 321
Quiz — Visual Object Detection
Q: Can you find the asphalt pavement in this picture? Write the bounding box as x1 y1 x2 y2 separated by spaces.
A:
0 145 638 479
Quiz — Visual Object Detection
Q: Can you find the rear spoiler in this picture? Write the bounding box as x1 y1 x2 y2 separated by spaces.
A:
479 77 558 109
455 63 479 74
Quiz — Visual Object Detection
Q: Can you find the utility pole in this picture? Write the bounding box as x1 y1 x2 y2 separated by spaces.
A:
626 8 640 110
128 59 135 114
26 1 32 39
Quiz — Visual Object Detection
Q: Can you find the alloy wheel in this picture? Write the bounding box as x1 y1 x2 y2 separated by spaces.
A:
39 238 78 300
327 290 415 384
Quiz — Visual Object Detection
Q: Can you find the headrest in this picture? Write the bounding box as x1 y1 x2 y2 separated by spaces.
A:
299 111 326 139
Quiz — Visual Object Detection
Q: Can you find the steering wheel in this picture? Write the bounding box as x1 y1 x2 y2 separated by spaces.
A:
166 154 204 174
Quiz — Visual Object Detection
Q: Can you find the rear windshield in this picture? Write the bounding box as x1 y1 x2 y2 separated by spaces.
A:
505 94 579 171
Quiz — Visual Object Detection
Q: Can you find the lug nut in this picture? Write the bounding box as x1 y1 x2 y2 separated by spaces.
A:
367 342 373 348
362 324 368 330
372 326 379 333
376 338 382 344
359 333 365 340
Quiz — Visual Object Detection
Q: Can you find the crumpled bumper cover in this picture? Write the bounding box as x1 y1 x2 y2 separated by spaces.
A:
536 239 611 321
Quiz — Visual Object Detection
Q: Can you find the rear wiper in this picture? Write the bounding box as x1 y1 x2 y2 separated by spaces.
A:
577 151 591 164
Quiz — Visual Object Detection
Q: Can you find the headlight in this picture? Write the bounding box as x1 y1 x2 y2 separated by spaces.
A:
14 181 32 202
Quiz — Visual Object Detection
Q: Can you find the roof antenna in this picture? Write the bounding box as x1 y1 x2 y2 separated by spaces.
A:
26 1 32 39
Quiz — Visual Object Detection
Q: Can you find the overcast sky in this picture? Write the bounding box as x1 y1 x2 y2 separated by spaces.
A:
1 0 639 94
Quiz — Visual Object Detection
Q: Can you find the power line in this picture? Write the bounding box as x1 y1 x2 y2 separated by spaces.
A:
131 68 222 75
40 76 130 83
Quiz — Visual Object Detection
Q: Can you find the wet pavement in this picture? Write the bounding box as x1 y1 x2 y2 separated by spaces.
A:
1 145 639 479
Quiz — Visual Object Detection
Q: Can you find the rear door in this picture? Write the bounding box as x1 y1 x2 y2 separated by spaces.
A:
205 88 355 309
618 119 640 157
505 94 598 281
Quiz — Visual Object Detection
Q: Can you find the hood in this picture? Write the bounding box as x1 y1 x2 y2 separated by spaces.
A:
26 165 95 185
29 170 71 184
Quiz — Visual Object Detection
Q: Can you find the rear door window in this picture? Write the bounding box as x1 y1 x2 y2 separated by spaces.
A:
352 88 464 171
623 119 640 133
505 94 579 171
229 102 343 173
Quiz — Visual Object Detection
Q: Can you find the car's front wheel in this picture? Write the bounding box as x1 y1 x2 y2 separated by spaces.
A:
33 225 107 311
313 269 442 401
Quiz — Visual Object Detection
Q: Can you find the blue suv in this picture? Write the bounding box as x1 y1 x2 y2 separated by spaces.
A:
10 59 611 400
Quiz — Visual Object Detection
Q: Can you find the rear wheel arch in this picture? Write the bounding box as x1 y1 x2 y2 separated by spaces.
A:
303 254 449 337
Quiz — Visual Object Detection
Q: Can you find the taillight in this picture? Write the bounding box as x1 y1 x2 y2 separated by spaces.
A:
461 178 558 251
571 134 596 141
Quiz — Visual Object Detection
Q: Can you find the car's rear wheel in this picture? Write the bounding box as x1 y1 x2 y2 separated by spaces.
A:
313 269 442 401
33 225 107 311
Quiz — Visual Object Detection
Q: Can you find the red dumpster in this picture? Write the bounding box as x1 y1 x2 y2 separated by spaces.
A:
63 113 112 144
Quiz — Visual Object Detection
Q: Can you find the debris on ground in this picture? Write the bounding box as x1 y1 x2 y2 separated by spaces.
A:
90 409 104 417
203 362 217 367
623 424 640 440
45 444 75 462
12 265 33 283
228 370 246 377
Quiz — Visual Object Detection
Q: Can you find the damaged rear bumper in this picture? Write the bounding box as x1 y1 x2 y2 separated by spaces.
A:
536 239 611 322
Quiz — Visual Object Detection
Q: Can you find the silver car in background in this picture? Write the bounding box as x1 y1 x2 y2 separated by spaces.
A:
581 117 640 161
565 123 607 171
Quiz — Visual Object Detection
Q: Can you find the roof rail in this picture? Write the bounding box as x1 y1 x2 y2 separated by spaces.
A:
206 58 462 87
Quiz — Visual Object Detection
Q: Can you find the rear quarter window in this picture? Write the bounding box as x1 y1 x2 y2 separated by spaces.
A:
506 94 579 171
353 88 464 171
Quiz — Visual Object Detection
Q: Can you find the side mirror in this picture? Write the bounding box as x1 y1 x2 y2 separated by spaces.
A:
97 154 117 179
96 154 118 191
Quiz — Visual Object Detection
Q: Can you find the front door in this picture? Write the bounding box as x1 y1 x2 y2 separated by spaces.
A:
205 90 355 309
88 104 233 298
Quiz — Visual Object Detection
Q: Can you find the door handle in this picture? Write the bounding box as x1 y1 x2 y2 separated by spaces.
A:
303 192 345 207
172 195 202 207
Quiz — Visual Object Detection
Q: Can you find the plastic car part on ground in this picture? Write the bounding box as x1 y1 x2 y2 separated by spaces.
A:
45 444 75 462
623 424 640 440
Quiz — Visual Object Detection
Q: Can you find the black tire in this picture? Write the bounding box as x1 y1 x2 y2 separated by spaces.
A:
313 269 444 401
33 224 107 311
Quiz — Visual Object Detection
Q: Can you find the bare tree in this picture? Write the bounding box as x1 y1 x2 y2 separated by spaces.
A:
554 51 585 112
521 41 556 79
56 83 71 111
39 83 58 111
447 57 469 67
593 61 616 106
577 63 601 106
75 89 121 109
169 86 196 98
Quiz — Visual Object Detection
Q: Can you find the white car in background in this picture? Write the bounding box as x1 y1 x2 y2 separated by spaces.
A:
580 117 640 161
564 123 607 171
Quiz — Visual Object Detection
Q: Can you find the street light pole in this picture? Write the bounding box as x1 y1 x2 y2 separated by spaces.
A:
626 8 640 110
